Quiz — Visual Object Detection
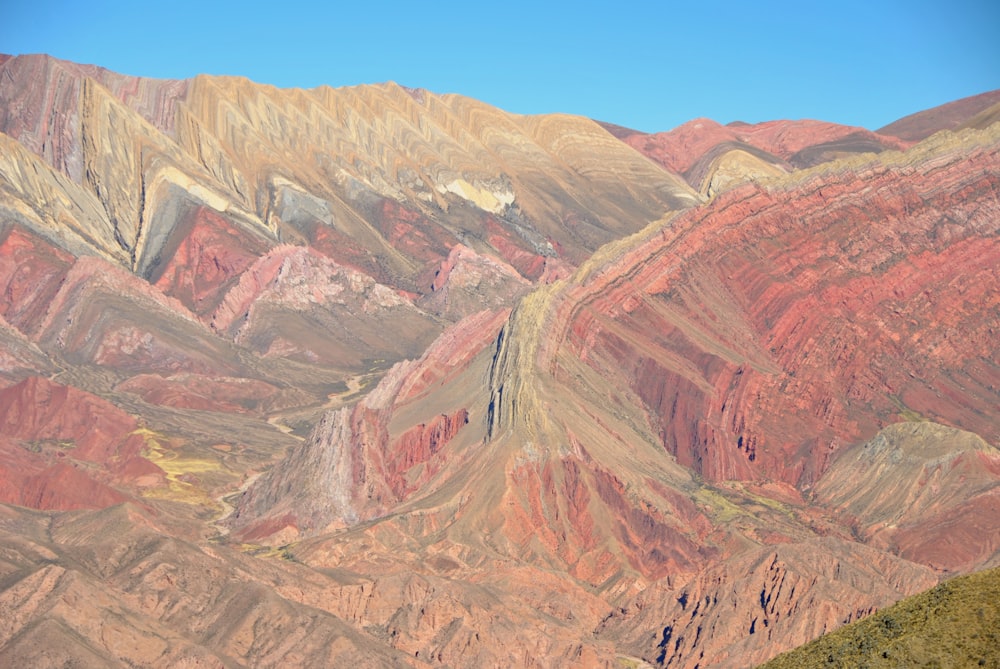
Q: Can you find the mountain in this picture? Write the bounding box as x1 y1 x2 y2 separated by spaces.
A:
0 52 998 667
877 89 1000 142
602 117 910 196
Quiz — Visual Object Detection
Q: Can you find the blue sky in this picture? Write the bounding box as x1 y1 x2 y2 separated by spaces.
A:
2 1 998 132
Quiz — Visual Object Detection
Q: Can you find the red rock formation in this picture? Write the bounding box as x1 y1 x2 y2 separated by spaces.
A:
479 211 554 280
369 199 455 267
229 310 506 538
731 119 910 162
0 377 162 509
814 422 1000 572
393 308 511 403
419 244 531 320
552 127 1000 485
34 256 243 376
0 225 75 336
210 245 442 368
490 454 714 584
613 116 910 191
617 117 768 176
150 204 271 318
0 376 139 461
4 461 128 511
386 409 468 497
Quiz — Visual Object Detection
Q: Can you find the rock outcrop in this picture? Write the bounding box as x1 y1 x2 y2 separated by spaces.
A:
814 422 1000 572
210 245 442 369
229 309 507 540
601 539 938 669
548 125 1000 486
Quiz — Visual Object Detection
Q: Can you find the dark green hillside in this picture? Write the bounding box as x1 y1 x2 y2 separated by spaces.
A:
759 567 1000 669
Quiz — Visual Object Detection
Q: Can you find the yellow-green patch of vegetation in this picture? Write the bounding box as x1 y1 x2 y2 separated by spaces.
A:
758 566 1000 668
693 486 745 523
888 395 927 423
725 482 797 520
22 439 75 453
897 408 927 422
136 429 224 511
239 543 297 561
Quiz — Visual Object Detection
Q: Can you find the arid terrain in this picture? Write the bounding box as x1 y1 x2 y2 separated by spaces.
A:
0 53 998 667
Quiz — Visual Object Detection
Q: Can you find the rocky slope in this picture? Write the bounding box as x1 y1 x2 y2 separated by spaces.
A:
549 125 1000 487
600 538 938 668
0 54 998 667
814 422 1000 573
759 566 1000 668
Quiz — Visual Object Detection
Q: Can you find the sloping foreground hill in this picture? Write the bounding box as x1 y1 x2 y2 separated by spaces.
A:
759 566 1000 668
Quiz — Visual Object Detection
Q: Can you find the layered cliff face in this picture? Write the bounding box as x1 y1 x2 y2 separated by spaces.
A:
1 53 999 667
